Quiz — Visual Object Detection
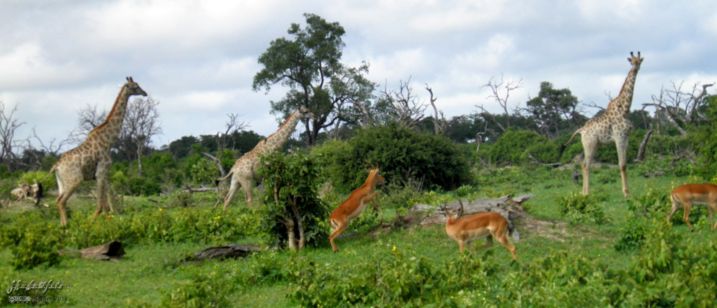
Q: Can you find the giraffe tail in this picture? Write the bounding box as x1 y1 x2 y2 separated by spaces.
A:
216 171 233 185
559 129 582 157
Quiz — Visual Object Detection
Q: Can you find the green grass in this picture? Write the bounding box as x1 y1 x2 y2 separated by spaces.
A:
1 165 713 306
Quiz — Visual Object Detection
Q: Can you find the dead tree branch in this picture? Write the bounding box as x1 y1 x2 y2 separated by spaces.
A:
425 84 446 135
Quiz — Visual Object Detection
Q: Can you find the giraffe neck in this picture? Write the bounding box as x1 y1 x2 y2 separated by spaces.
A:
259 110 303 154
609 66 640 116
87 86 131 150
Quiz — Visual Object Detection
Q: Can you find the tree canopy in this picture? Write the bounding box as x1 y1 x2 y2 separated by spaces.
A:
253 13 374 145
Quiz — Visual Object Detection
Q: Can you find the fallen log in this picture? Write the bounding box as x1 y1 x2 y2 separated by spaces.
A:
183 244 261 262
60 241 125 261
407 194 532 226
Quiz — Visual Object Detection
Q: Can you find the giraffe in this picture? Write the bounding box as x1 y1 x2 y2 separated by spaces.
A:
51 77 147 225
222 107 311 210
567 51 643 198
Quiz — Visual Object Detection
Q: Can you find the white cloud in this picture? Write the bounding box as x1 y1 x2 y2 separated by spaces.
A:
1 0 715 150
0 43 89 91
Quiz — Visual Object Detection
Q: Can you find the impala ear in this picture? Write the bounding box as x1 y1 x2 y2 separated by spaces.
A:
458 200 465 217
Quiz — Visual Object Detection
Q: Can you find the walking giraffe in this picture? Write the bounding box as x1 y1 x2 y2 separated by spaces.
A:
51 77 147 225
567 51 643 198
222 107 311 209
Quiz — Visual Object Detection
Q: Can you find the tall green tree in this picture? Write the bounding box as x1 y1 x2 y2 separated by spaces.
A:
253 13 374 145
526 81 585 137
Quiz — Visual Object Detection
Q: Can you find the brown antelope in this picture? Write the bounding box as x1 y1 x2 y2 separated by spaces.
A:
329 168 385 252
668 183 717 229
442 202 517 260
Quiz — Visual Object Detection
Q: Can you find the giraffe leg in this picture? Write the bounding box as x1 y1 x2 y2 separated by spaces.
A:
56 181 81 226
581 138 597 196
240 177 255 206
223 175 241 211
615 136 630 198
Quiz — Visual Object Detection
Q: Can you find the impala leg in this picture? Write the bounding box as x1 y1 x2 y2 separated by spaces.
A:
496 233 517 260
683 202 693 230
329 220 348 252
667 197 680 224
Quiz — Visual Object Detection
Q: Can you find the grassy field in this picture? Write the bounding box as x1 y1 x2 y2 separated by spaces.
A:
2 165 716 306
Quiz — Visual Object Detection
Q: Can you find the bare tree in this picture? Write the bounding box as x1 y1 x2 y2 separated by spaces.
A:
217 113 247 151
120 97 162 176
29 127 69 156
0 102 24 166
642 81 714 136
68 104 107 144
477 75 522 131
425 84 446 135
379 78 427 129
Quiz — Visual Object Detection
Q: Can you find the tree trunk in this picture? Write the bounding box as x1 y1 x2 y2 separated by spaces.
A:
285 217 296 250
136 145 143 177
289 200 305 249
635 129 653 162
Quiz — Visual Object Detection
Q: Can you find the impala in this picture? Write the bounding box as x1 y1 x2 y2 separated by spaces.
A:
442 202 517 260
329 168 385 252
668 183 717 229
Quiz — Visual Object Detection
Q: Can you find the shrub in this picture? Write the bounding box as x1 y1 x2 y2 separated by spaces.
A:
487 129 548 165
162 271 232 307
321 124 470 192
259 151 329 249
559 193 607 225
1 213 62 269
694 96 717 178
18 170 56 191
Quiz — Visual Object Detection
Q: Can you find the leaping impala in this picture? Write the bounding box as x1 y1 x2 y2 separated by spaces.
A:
668 183 717 230
442 201 517 260
329 168 385 252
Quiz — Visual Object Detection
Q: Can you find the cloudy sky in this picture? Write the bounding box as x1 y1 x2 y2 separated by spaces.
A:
1 0 715 149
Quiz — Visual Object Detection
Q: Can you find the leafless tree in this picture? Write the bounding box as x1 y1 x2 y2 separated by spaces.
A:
29 127 69 156
0 102 24 166
642 81 714 136
68 104 107 144
121 97 162 176
425 84 446 135
476 75 522 132
380 78 427 129
217 113 247 151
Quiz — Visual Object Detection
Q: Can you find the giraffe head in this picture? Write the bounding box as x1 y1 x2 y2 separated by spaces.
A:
627 51 643 69
298 105 314 120
124 76 148 97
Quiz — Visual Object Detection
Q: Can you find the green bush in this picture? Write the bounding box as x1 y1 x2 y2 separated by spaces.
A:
487 129 549 165
162 271 232 307
0 213 62 269
126 175 162 196
694 96 717 178
259 152 329 249
18 170 56 191
318 124 470 192
559 193 607 225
